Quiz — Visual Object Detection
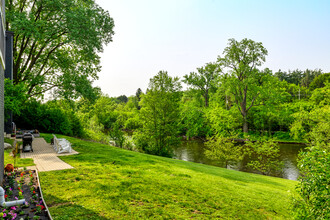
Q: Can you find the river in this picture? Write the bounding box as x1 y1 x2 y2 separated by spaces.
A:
173 140 306 180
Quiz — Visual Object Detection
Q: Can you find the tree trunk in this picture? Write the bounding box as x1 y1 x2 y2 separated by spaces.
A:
204 89 209 107
243 118 248 134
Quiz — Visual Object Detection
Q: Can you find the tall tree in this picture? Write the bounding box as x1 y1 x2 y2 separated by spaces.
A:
6 0 114 99
217 38 268 134
135 88 142 110
134 71 182 156
183 62 220 107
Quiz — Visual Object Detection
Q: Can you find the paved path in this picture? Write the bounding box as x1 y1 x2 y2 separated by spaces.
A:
21 138 79 172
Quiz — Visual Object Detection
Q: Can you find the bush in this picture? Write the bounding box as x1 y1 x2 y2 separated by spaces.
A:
293 145 329 219
205 136 243 168
273 131 291 141
245 140 283 175
14 100 84 136
109 123 125 148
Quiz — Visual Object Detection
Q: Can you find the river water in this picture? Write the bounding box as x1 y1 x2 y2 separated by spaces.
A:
173 140 306 180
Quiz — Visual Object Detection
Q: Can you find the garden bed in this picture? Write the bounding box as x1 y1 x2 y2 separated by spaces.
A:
1 168 51 219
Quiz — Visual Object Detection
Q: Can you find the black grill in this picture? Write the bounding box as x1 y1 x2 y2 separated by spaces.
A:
22 133 33 152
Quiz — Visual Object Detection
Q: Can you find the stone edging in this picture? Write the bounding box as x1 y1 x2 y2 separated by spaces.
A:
35 169 53 220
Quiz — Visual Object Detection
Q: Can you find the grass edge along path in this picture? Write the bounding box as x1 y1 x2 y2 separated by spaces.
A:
4 137 35 168
39 134 297 219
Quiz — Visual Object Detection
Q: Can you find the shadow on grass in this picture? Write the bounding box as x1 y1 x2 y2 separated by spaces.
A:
44 194 108 220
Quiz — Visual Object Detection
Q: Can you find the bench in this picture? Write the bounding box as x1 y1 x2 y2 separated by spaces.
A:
52 134 72 154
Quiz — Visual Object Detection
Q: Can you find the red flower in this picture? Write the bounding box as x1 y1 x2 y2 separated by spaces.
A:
36 205 45 210
4 195 8 198
33 191 35 194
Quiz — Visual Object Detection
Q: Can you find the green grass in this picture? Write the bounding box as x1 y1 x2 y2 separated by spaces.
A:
39 133 297 219
4 138 35 168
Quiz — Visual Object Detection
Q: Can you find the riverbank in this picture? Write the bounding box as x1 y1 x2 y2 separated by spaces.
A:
39 134 297 219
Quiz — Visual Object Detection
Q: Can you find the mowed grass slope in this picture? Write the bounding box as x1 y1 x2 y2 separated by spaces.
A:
39 134 296 219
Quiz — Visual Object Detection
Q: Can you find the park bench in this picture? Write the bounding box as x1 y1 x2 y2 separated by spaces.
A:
52 134 72 154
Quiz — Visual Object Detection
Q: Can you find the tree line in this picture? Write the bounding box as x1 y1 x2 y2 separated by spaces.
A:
8 39 329 218
4 1 329 217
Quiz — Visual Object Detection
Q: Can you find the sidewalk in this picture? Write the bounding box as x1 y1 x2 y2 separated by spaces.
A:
21 138 79 172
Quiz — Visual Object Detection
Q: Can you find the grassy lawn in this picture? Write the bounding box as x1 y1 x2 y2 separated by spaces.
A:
4 138 35 168
39 134 297 219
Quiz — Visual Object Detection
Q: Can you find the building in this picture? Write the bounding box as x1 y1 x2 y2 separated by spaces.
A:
0 0 6 183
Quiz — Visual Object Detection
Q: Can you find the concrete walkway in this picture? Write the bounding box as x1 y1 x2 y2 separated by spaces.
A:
21 138 79 172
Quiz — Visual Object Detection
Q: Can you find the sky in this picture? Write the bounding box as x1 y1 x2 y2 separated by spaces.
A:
94 0 330 97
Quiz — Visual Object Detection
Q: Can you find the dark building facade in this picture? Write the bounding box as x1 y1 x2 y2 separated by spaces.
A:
4 31 13 134
0 0 6 182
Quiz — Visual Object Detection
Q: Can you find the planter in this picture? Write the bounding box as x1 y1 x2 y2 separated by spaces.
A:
1 169 52 219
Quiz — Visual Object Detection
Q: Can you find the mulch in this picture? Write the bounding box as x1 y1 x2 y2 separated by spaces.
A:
2 169 51 220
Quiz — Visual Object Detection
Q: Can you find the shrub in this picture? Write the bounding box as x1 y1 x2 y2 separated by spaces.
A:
245 140 283 175
205 136 243 168
14 100 84 136
293 145 329 219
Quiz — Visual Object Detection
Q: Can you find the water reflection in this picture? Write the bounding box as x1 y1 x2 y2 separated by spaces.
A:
173 140 306 180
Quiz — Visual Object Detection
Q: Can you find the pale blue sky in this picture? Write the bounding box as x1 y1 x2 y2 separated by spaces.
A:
94 0 330 97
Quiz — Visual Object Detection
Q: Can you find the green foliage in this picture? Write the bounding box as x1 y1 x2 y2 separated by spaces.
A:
293 145 329 219
291 82 330 219
205 136 243 167
109 123 125 148
134 71 182 157
205 104 241 137
245 140 283 175
183 62 220 107
92 96 119 130
180 97 210 139
274 69 322 88
272 131 292 141
14 100 83 136
290 105 330 143
309 72 330 91
6 0 114 99
116 95 128 103
218 38 272 133
4 79 28 117
310 82 330 106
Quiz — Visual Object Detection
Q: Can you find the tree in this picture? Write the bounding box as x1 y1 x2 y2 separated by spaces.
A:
245 140 283 176
134 71 182 157
309 72 330 91
180 97 211 139
217 38 268 133
205 136 243 168
4 79 28 118
109 122 125 148
116 95 128 103
183 62 220 107
274 69 322 88
293 145 329 219
135 88 142 110
6 0 114 99
291 84 330 219
92 96 118 131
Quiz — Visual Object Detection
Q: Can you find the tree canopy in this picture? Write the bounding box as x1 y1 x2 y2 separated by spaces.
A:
218 38 268 133
6 0 114 99
183 62 220 107
135 71 182 157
